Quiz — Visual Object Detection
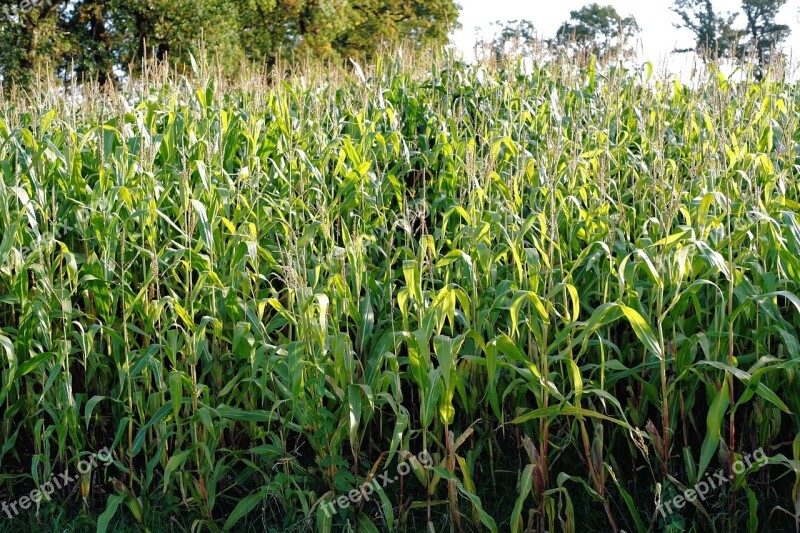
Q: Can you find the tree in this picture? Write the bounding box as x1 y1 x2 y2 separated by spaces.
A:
738 0 790 73
329 0 460 60
104 0 243 75
553 3 639 62
0 0 460 86
478 20 537 60
671 0 738 58
0 0 70 86
63 0 124 85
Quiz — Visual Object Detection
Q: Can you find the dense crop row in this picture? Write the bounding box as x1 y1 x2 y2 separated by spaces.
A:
0 55 798 531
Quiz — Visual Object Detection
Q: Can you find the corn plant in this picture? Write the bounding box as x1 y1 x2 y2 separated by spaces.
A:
0 51 798 532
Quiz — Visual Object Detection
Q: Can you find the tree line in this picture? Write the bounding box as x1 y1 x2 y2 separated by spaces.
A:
0 0 794 87
0 0 459 86
487 0 791 76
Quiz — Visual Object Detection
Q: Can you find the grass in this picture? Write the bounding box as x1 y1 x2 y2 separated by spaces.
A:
0 49 798 532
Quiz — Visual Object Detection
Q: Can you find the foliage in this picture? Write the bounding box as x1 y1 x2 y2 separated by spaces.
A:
0 0 459 86
0 0 69 87
0 51 798 532
553 3 639 62
738 0 791 74
479 19 538 61
672 0 791 72
671 0 739 58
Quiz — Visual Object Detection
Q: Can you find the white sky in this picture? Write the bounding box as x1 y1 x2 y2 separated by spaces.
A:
452 0 800 70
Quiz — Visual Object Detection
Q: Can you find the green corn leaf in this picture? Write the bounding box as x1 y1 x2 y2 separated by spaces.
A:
698 379 730 479
96 494 124 533
223 488 266 530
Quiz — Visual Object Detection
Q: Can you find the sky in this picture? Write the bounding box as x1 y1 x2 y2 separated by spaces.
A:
451 0 800 71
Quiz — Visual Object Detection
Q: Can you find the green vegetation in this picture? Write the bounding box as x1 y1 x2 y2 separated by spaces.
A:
553 3 640 62
671 0 741 57
0 52 799 532
671 0 791 75
0 0 459 86
739 0 791 73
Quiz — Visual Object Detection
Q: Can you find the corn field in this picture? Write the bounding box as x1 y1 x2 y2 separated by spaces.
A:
0 53 799 532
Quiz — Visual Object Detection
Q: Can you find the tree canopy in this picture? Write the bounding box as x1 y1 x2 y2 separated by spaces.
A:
671 0 738 57
553 3 639 61
479 19 537 60
0 0 460 86
672 0 791 71
2 0 796 87
739 0 790 69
